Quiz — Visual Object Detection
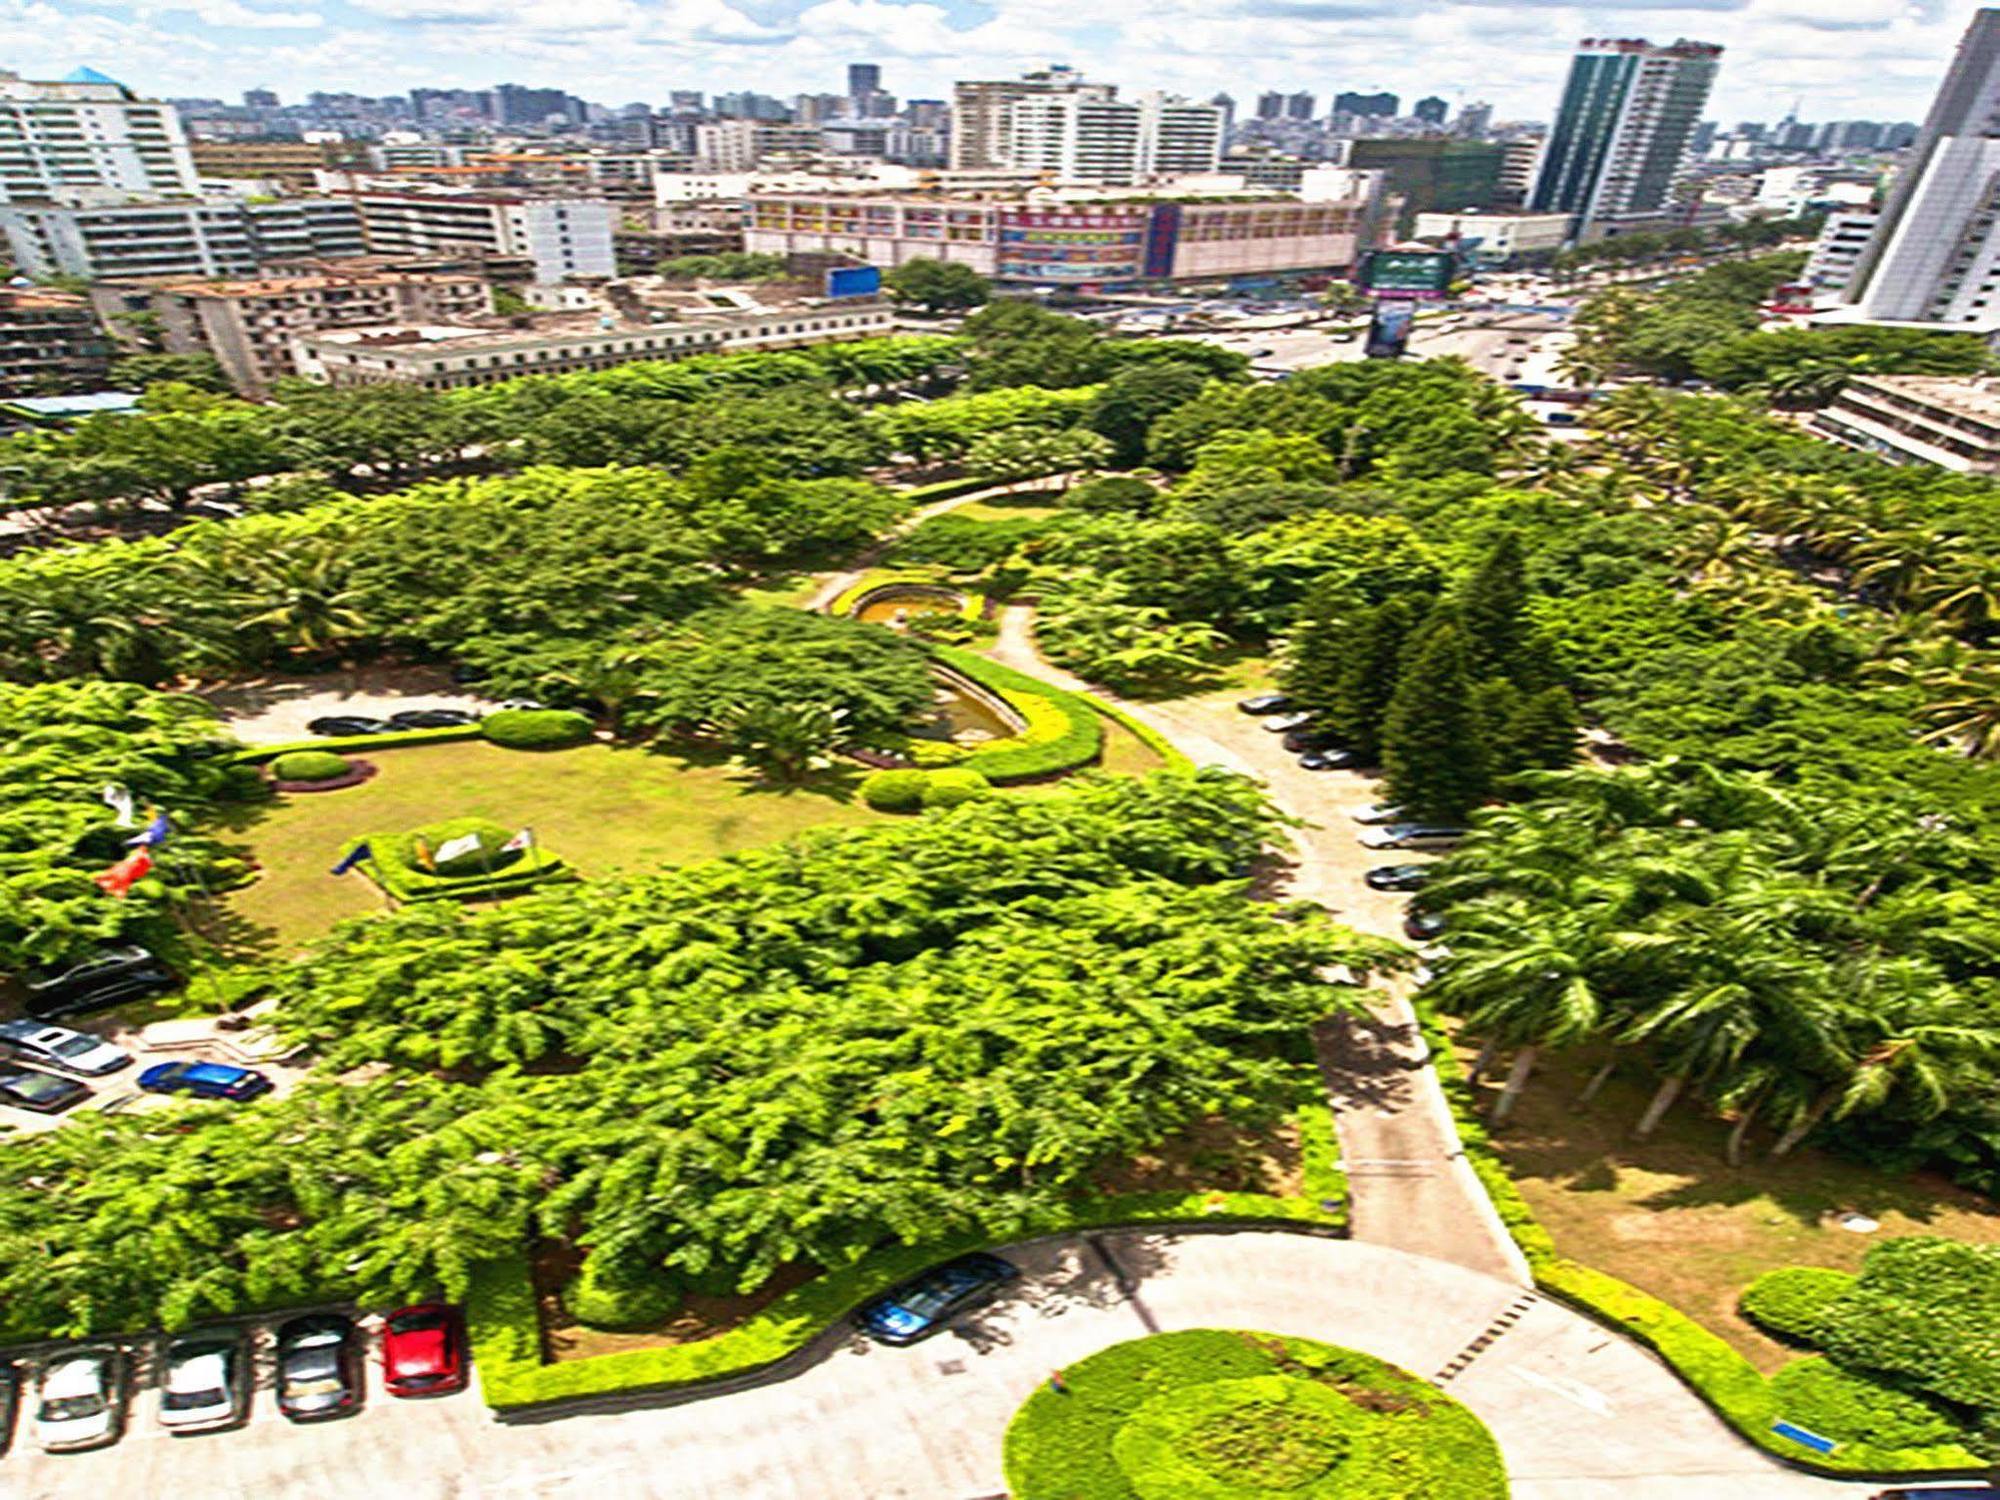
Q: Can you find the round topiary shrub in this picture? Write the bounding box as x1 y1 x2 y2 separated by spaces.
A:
482 707 594 750
271 749 351 782
391 816 518 878
1067 475 1158 515
566 1257 683 1332
1739 1266 1856 1345
918 767 993 808
1005 1330 1505 1500
860 768 927 812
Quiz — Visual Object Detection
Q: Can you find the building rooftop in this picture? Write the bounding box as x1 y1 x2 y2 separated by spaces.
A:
145 271 484 298
4 391 141 419
1847 374 2000 422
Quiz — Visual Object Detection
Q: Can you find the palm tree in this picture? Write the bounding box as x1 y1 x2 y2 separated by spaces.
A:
234 544 371 662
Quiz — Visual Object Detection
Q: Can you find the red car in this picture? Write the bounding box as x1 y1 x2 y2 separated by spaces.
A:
380 1304 466 1397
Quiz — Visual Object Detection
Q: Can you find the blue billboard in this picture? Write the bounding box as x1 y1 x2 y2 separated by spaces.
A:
826 265 883 300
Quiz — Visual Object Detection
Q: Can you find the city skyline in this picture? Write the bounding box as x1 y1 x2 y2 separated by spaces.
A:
19 0 1993 127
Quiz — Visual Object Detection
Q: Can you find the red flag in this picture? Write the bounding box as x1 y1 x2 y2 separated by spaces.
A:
93 848 153 898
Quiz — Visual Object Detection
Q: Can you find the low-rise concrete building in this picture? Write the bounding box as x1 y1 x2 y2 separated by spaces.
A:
0 288 112 395
105 270 494 394
1811 374 2000 474
1 197 363 279
1412 209 1572 265
294 299 892 389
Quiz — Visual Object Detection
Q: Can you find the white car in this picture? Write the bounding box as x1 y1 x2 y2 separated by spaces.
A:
35 1349 123 1452
1346 803 1405 826
1357 824 1468 853
0 1019 130 1077
158 1338 244 1434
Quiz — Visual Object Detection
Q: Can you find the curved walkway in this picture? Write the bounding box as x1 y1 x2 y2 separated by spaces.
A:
2 1232 1880 1499
986 605 1527 1285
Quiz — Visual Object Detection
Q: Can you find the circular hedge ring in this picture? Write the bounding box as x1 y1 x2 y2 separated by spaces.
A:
1003 1329 1507 1500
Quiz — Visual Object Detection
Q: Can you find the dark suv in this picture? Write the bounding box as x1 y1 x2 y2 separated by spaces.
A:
22 946 176 1020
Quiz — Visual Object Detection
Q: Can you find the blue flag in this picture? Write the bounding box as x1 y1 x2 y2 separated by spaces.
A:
330 842 372 876
124 809 171 848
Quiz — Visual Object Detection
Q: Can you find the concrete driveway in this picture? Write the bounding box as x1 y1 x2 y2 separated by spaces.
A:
198 666 497 746
0 1232 1882 1500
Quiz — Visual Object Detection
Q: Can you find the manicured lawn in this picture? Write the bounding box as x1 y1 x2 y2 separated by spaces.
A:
737 572 824 610
1004 1329 1506 1500
953 498 1063 523
213 740 885 959
1471 1046 2000 1372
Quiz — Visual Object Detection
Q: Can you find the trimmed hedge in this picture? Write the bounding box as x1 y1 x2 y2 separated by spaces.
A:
1739 1266 1855 1346
895 474 999 505
269 749 351 782
344 819 573 903
1768 1357 1967 1451
931 644 1102 783
482 707 594 750
1086 697 1195 773
860 768 927 811
827 568 982 622
233 723 480 764
467 1105 1345 1412
920 767 992 807
1815 1237 2000 1414
1410 1000 1988 1477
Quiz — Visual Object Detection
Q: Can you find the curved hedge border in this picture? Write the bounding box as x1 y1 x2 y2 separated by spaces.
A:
827 568 984 622
1085 696 1194 773
930 644 1103 783
234 724 481 765
272 759 377 793
1413 1003 1988 1479
467 1103 1345 1413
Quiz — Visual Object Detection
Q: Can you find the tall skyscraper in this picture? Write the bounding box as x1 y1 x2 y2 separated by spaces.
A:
951 66 1091 170
1009 88 1222 185
848 64 881 98
1285 91 1317 120
1455 101 1494 138
1210 93 1236 133
1414 96 1449 126
1255 91 1285 120
1334 91 1399 119
0 68 200 205
1530 37 1722 239
1844 9 2000 325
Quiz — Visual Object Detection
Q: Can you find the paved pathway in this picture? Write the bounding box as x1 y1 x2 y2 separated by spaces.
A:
0 1233 1880 1500
987 606 1526 1284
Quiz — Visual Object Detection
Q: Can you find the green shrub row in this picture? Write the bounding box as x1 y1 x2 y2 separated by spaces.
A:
929 644 1103 783
1085 697 1195 772
895 474 1001 505
1410 999 1986 1477
826 568 982 621
466 1106 1345 1412
233 724 481 764
859 767 994 811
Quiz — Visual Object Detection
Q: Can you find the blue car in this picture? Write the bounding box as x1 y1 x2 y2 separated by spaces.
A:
138 1061 273 1102
853 1253 1019 1345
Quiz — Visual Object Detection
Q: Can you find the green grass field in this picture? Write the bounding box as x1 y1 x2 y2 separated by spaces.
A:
214 740 886 960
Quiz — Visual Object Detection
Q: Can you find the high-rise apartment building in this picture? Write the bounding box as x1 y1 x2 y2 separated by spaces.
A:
1009 88 1222 185
1841 9 2000 327
1334 91 1399 119
1 198 362 278
848 64 880 99
1255 91 1285 121
1530 36 1722 239
0 68 199 206
1210 93 1236 133
350 193 615 282
1285 91 1317 120
950 67 1091 170
1455 101 1494 138
1414 96 1449 126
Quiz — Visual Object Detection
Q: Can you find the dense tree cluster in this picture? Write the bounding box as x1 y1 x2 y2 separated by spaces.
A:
0 774 1394 1338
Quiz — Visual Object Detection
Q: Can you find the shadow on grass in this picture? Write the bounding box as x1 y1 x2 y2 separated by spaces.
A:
639 739 870 806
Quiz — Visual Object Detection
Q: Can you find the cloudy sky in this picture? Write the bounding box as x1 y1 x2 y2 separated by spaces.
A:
11 0 1982 124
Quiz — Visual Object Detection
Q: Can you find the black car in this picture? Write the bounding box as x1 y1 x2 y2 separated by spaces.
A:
386 708 479 730
0 1065 90 1114
1282 728 1343 753
22 946 176 1020
1299 749 1363 771
853 1252 1020 1345
1236 693 1293 716
275 1314 362 1422
305 716 395 737
1404 909 1448 942
1366 863 1433 892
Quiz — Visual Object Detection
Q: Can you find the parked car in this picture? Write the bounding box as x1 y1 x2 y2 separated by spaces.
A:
1358 824 1467 853
1261 711 1315 734
494 698 546 713
138 1061 273 1102
1236 693 1293 716
1281 728 1343 753
1404 909 1448 942
1869 1490 2000 1500
22 946 175 1020
0 1361 17 1456
1298 749 1362 771
382 1304 467 1397
305 716 394 737
157 1334 246 1434
0 1065 90 1114
1346 803 1405 825
386 708 478 730
1365 864 1433 892
34 1348 123 1453
275 1314 362 1422
0 1019 131 1077
853 1252 1020 1345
